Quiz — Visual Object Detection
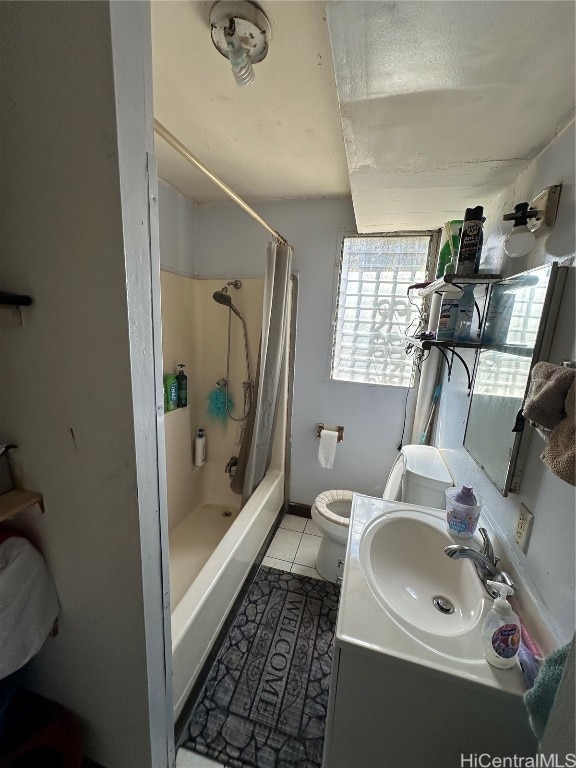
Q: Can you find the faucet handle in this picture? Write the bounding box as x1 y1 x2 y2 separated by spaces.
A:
478 528 498 565
492 570 516 593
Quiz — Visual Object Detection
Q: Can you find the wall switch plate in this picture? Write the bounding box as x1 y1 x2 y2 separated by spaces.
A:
515 503 534 552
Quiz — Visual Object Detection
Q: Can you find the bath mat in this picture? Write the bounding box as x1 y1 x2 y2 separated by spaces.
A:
183 566 340 768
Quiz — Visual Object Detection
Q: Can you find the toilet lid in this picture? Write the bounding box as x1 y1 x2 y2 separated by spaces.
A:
313 489 353 526
383 454 404 501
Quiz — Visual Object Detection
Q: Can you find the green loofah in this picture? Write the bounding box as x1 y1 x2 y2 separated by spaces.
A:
207 388 232 424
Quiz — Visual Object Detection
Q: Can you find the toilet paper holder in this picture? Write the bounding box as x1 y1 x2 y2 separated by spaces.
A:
316 423 344 442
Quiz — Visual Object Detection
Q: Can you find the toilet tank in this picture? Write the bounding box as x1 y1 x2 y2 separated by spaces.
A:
386 445 453 509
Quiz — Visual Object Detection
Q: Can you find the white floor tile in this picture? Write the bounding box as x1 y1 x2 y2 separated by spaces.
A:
304 519 322 537
262 555 292 572
291 563 324 580
279 513 307 532
294 532 321 568
176 748 223 767
266 528 302 561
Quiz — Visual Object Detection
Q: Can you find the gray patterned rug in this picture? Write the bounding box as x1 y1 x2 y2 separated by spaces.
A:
183 566 340 768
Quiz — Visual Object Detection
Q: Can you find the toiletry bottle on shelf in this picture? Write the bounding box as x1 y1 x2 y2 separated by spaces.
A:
176 364 188 408
194 428 206 467
473 217 487 273
164 373 178 412
453 284 476 342
444 253 457 277
436 292 460 340
456 206 484 276
438 220 462 278
426 292 443 335
436 240 452 280
481 581 521 669
482 287 515 346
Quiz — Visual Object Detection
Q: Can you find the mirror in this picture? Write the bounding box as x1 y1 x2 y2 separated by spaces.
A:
464 263 567 494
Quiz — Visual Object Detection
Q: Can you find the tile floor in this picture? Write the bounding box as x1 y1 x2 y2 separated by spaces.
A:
261 513 323 580
176 512 322 767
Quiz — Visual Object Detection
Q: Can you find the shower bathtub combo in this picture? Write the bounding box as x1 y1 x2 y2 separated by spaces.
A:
167 273 290 718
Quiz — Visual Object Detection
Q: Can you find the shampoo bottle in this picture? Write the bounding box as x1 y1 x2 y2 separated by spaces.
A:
176 364 188 408
194 428 206 467
164 373 178 412
481 581 521 669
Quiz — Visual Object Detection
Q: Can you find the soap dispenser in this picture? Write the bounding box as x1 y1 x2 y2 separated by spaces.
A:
481 581 521 669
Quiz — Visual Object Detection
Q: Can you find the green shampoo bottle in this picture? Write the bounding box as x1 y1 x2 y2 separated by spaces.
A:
164 373 178 412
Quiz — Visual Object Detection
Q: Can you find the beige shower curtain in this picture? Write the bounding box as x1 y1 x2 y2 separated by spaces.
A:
231 240 292 501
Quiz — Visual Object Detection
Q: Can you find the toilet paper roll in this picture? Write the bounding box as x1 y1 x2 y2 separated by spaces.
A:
318 428 338 469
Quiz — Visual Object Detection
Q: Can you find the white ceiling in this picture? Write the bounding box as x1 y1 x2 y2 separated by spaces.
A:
151 0 350 203
151 1 576 232
327 1 576 232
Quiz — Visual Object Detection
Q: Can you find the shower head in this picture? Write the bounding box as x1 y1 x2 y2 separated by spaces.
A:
213 289 232 307
213 288 244 320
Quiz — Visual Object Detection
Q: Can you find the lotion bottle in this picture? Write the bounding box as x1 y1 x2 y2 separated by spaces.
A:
482 581 521 668
194 428 206 467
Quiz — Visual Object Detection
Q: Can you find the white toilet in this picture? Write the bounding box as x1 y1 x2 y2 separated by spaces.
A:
311 445 454 582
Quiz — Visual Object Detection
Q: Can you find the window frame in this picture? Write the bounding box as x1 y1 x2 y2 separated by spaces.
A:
330 230 441 389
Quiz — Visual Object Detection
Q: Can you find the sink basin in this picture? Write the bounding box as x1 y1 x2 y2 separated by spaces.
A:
359 506 487 653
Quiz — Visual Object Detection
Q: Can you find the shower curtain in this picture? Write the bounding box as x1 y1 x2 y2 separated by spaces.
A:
232 240 292 502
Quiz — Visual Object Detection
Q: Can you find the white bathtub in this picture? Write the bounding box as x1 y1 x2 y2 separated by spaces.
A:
171 465 284 718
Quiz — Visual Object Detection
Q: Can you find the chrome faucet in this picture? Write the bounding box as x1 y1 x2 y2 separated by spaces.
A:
444 528 516 598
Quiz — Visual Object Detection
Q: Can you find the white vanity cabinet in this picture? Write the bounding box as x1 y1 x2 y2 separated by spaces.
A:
324 639 537 768
322 494 538 768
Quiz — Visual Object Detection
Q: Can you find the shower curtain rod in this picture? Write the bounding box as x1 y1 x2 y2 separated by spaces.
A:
154 120 290 247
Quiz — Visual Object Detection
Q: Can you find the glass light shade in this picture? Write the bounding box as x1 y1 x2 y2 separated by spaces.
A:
504 225 536 258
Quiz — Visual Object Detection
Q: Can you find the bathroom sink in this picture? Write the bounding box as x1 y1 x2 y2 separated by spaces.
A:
358 506 487 652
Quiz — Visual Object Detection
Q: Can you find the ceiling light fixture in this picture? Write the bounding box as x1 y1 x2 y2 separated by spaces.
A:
209 1 271 88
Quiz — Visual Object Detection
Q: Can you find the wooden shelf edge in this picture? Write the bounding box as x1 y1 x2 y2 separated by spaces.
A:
0 489 44 522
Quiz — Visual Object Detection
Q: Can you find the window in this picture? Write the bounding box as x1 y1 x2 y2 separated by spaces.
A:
331 233 438 387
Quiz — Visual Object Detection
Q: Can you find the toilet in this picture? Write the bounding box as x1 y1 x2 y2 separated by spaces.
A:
311 445 454 582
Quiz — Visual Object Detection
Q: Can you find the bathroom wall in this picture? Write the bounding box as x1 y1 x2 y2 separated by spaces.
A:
434 120 576 648
0 2 171 767
160 268 263 526
160 271 197 528
158 179 198 277
195 198 417 505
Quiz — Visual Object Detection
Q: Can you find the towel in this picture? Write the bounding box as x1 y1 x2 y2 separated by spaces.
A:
541 377 575 486
523 362 575 431
524 642 571 741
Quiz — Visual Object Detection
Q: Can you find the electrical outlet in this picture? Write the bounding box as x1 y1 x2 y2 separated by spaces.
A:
515 503 534 552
